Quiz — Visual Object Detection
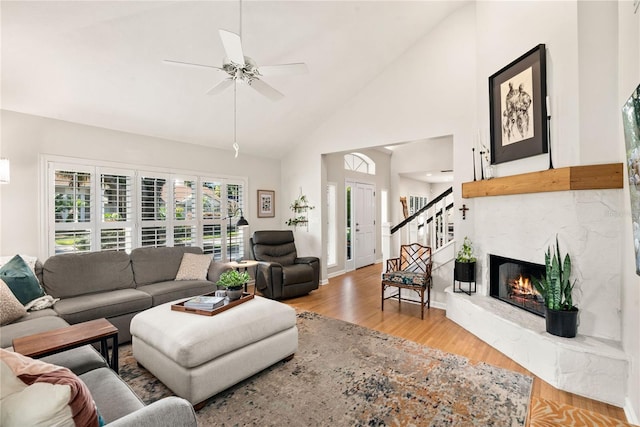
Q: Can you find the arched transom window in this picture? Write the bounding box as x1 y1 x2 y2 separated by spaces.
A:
344 152 375 175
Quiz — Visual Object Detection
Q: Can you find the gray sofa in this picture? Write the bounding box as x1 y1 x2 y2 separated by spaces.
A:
2 245 229 346
13 339 198 426
1 246 229 426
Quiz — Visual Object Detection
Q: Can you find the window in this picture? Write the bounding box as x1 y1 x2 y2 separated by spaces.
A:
226 183 246 261
344 152 376 175
46 158 246 259
327 183 337 266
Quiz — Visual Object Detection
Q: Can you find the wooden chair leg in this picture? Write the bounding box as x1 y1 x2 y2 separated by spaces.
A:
381 283 384 311
420 288 424 320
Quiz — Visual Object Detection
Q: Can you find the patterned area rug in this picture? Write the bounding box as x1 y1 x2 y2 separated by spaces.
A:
119 311 532 426
529 398 637 427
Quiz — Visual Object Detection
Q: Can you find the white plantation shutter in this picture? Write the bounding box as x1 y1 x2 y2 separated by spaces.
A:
173 177 197 247
46 157 247 258
226 182 245 261
100 168 134 252
201 180 223 258
52 167 93 254
139 173 168 247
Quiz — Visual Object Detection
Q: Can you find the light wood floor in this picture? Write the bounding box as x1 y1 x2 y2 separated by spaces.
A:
281 263 628 423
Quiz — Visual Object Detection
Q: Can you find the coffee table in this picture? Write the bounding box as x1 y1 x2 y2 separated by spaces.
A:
12 318 119 372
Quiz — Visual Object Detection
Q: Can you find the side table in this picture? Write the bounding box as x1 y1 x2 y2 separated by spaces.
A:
12 318 119 372
228 260 259 293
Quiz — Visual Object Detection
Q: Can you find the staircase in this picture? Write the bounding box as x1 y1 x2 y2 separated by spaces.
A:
390 187 454 250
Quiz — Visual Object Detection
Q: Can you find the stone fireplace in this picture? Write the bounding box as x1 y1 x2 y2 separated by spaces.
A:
489 254 545 317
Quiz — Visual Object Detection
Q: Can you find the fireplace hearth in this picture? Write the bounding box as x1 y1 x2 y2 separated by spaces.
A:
489 254 545 317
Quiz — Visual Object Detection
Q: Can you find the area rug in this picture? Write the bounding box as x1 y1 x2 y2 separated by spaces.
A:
119 311 533 426
529 397 637 427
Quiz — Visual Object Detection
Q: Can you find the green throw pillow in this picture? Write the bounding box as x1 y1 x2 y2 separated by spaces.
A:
0 255 45 305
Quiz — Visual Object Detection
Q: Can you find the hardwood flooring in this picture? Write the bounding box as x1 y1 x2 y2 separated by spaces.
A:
282 263 628 423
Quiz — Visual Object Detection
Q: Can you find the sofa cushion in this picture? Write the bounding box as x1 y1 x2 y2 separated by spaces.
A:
0 255 46 305
0 348 101 427
43 251 134 298
0 279 27 326
175 253 212 281
53 289 152 324
137 280 216 306
1 315 67 349
79 367 144 424
130 246 203 286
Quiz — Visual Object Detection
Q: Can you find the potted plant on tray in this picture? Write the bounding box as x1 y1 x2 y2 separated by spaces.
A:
532 236 579 338
217 270 250 301
454 237 476 283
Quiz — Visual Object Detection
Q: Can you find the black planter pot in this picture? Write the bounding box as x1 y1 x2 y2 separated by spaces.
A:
545 307 579 338
454 261 476 283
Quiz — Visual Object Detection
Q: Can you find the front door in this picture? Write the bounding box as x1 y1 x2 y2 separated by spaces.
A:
355 182 375 268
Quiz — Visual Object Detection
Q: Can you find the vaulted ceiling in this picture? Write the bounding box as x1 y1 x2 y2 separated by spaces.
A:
1 1 467 159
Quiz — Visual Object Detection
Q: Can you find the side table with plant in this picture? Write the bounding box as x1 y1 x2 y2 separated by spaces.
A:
454 237 477 294
217 270 250 301
532 235 579 338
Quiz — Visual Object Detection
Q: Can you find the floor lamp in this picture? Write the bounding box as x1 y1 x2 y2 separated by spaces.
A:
224 208 249 262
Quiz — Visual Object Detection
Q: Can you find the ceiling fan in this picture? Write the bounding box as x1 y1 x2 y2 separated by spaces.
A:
163 29 308 101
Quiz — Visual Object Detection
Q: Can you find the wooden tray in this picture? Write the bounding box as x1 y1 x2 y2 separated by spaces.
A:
171 292 254 316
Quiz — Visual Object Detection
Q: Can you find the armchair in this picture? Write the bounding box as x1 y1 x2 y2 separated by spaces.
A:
250 230 319 299
381 243 432 319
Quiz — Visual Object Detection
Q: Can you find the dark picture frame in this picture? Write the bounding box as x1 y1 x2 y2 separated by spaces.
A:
489 44 548 164
622 84 640 276
257 190 275 218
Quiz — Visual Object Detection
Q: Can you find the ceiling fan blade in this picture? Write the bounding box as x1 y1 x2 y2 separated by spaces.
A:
162 59 224 72
205 78 234 96
219 29 245 66
248 78 284 101
258 63 309 76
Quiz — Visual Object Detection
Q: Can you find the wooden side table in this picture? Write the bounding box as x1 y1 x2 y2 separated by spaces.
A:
227 260 260 293
12 318 119 373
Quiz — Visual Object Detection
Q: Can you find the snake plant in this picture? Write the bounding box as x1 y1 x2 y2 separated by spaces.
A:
532 236 576 311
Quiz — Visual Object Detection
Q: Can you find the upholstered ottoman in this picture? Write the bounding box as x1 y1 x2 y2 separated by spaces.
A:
130 295 298 407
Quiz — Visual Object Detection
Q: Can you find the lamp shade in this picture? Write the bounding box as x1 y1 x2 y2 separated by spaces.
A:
236 215 249 227
0 158 9 184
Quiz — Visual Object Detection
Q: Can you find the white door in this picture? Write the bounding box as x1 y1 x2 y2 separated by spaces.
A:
355 182 375 268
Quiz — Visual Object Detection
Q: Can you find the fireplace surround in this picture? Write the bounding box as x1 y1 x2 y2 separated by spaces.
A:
489 254 545 317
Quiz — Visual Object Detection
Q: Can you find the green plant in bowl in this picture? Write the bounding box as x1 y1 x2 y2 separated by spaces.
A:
217 270 250 290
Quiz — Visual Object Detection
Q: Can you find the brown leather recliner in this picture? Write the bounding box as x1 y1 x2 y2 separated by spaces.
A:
250 230 320 299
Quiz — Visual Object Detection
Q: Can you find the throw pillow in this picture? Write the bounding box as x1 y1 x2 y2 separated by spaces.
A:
0 279 27 326
175 253 212 281
0 254 38 275
0 348 101 427
0 255 46 305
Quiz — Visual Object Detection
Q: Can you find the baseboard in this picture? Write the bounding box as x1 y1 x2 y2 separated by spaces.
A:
624 397 639 425
327 269 346 279
320 279 329 285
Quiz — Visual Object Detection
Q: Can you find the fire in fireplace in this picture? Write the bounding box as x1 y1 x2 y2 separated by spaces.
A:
489 254 545 317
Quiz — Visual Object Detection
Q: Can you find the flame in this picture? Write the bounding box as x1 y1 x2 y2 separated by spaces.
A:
509 275 538 298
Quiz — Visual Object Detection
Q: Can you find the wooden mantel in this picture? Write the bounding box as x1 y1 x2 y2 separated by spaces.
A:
462 163 623 198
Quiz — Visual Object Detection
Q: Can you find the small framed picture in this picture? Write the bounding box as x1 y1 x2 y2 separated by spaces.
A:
489 44 548 164
257 190 275 218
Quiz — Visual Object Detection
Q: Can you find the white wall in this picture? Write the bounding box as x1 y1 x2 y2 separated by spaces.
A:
0 110 282 259
617 0 640 422
281 0 639 417
281 4 477 283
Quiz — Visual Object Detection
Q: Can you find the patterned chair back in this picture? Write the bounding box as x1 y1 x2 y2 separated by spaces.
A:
400 243 432 276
